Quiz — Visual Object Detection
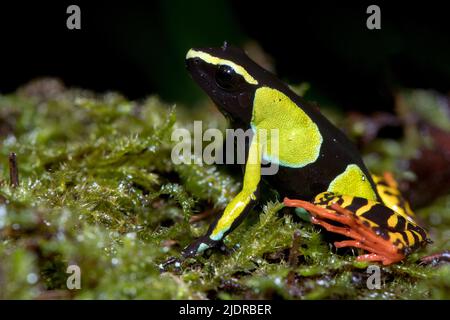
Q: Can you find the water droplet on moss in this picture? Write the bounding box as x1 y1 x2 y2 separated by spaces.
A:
0 205 7 228
126 232 136 240
27 273 38 284
274 277 282 286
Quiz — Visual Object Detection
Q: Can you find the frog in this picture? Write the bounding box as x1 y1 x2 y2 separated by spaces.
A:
180 43 430 265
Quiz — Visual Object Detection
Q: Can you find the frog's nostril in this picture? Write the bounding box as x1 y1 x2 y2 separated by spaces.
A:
194 58 200 65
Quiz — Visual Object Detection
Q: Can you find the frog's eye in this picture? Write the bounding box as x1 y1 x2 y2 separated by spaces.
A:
215 65 238 90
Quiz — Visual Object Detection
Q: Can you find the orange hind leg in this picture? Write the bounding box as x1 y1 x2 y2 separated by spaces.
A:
284 198 404 265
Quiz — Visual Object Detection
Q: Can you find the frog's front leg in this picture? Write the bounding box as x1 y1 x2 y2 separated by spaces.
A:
284 193 428 265
182 135 262 259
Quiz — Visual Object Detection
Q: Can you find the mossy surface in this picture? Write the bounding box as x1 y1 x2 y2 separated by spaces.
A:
0 80 449 299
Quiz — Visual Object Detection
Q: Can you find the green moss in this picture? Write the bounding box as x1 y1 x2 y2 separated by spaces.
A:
0 80 448 299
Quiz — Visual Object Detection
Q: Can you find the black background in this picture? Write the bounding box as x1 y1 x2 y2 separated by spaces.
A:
0 1 449 112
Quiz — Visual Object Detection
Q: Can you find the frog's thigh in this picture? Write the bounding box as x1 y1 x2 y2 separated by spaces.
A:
314 192 421 253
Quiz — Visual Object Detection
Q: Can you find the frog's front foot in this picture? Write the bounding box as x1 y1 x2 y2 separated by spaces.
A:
284 197 405 265
161 237 226 271
159 256 182 272
217 241 235 256
181 236 221 259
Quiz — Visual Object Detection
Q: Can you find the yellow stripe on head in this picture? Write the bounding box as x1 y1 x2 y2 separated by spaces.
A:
186 49 259 85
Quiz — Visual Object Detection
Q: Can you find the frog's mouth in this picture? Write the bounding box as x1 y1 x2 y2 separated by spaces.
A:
185 55 216 94
186 57 254 126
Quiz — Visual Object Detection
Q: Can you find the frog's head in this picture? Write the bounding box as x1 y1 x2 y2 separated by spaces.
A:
186 44 265 125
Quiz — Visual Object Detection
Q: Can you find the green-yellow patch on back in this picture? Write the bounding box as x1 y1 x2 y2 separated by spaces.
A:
328 164 377 201
251 86 323 168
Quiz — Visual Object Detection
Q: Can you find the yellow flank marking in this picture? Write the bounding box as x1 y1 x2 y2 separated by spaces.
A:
328 164 377 201
374 173 419 225
404 230 415 246
389 232 407 249
398 208 417 225
384 185 400 196
404 202 415 217
210 134 262 240
251 87 323 168
411 229 423 241
377 185 400 210
186 49 259 85
387 213 398 228
358 215 378 228
340 195 354 209
371 175 381 184
314 193 327 203
355 201 376 217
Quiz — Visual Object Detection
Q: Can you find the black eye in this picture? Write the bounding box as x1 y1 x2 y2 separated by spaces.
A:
215 65 237 90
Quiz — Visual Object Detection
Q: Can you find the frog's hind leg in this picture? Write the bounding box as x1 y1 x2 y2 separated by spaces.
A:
284 197 405 265
350 252 394 265
333 241 398 265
